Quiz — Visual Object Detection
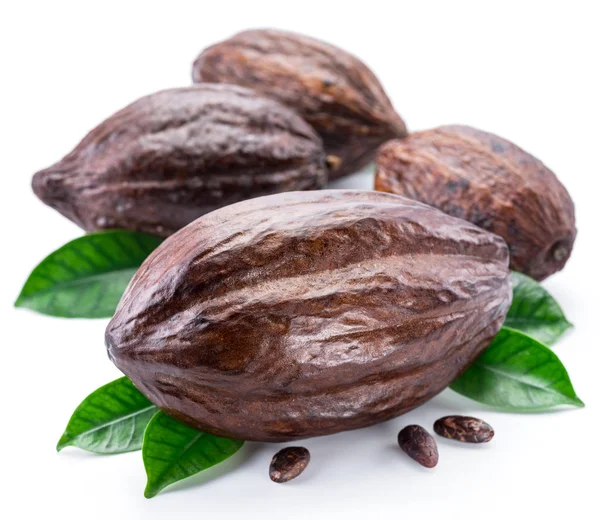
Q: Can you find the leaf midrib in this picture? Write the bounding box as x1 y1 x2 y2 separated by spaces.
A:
504 316 568 325
62 404 156 445
147 430 204 492
473 361 577 403
18 266 139 302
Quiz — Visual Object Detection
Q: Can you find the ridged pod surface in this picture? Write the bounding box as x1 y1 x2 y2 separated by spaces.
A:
375 125 576 280
106 190 511 441
192 29 407 179
32 84 327 238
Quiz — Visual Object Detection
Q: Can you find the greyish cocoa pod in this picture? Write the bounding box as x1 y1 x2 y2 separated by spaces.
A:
105 190 511 442
375 125 576 280
192 29 407 179
32 84 328 238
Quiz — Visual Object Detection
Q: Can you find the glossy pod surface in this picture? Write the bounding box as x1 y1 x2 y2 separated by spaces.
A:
375 125 576 280
33 84 327 237
193 29 407 179
106 190 511 441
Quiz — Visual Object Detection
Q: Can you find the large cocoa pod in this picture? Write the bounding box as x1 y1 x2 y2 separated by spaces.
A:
192 29 407 179
32 84 327 237
375 125 576 280
106 190 511 442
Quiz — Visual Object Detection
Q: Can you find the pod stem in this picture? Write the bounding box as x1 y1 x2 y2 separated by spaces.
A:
325 155 342 172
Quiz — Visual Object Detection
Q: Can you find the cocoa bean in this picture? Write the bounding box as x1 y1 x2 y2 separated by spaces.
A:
397 425 439 468
433 415 494 443
269 447 310 483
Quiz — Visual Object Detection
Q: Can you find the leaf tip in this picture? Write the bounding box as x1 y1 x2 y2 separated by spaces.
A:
56 434 71 452
144 484 159 499
572 396 585 408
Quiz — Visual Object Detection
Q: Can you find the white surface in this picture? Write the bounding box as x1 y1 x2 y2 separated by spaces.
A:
1 1 599 518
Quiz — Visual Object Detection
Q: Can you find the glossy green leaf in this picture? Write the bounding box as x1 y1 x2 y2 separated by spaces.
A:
57 377 156 454
143 411 244 498
451 327 584 411
15 230 161 318
505 271 573 345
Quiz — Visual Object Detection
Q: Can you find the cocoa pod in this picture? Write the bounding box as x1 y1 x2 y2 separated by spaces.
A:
397 425 439 468
32 84 327 238
269 447 310 483
375 125 576 280
105 190 511 441
192 29 407 179
433 416 494 443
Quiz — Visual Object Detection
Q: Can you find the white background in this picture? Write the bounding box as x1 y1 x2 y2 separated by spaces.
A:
1 1 599 518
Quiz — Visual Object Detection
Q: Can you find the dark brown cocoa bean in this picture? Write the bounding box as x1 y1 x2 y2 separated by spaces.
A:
269 447 310 483
105 190 511 441
433 416 494 443
193 29 407 179
375 125 576 280
32 84 327 238
397 425 439 468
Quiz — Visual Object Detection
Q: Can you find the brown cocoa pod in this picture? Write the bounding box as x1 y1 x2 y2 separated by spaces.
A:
269 447 311 483
375 125 576 280
192 29 407 179
433 416 494 443
32 84 327 238
105 190 511 441
397 425 439 468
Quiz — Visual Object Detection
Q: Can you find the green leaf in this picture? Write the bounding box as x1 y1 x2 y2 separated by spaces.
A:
15 230 161 318
505 271 573 345
451 327 584 411
57 377 157 454
143 411 244 498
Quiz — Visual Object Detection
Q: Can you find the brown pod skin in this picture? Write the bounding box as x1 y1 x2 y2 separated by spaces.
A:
192 29 407 179
105 190 511 442
375 125 576 280
269 447 311 483
433 416 494 443
32 84 327 238
397 425 439 468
